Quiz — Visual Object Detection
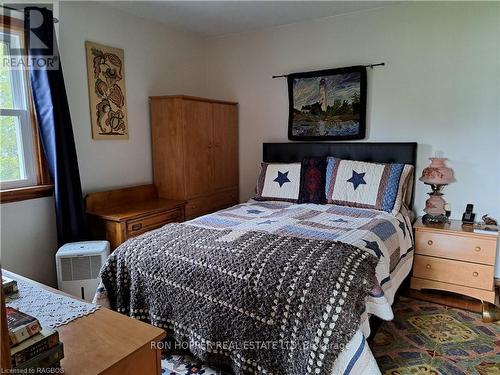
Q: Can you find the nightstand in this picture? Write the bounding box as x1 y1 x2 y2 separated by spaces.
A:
86 184 186 250
411 217 499 317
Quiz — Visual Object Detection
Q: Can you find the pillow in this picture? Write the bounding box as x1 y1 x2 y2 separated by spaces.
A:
255 162 301 202
325 157 414 214
298 157 326 204
403 168 414 208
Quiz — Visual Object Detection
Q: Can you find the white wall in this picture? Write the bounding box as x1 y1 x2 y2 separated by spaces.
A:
203 2 500 275
1 2 207 285
1 199 58 285
63 1 207 192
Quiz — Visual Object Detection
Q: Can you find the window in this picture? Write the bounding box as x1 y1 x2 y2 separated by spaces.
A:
0 16 51 203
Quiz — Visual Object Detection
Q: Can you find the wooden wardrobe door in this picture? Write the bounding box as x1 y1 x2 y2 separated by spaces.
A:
211 103 238 191
182 100 213 198
150 98 185 200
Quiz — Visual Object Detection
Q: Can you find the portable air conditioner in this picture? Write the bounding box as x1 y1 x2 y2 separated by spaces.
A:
56 241 110 302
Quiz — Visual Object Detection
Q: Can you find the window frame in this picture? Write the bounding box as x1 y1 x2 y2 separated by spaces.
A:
0 15 52 204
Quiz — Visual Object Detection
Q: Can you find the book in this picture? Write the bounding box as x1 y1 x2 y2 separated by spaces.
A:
2 276 18 295
11 328 60 367
15 342 64 371
6 307 42 347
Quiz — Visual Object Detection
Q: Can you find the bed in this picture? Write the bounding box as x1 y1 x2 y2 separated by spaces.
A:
95 142 417 375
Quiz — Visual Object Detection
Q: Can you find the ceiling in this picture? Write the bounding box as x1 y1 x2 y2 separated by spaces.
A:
104 1 393 38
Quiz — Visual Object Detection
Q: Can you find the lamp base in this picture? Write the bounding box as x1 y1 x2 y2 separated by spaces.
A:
423 184 448 218
422 214 450 224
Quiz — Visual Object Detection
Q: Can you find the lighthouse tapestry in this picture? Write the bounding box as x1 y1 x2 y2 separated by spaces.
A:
287 66 366 141
85 41 129 139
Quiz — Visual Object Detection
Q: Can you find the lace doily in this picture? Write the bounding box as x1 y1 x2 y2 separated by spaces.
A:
6 279 100 328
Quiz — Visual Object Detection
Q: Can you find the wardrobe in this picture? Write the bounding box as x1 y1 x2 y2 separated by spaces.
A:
149 95 239 219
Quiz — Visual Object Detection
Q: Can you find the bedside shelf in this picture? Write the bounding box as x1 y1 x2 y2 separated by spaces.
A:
411 217 498 304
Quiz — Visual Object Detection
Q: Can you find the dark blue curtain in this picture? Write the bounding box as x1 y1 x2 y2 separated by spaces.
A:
25 7 87 246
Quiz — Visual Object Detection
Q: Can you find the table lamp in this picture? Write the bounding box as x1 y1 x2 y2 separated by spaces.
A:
419 157 455 224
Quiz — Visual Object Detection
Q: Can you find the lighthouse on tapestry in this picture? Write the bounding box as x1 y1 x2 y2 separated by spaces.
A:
319 78 327 112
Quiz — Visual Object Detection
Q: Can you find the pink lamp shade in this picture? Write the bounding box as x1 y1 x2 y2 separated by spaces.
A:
419 157 455 185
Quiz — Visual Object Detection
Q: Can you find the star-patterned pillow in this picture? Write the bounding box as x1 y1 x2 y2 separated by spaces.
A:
255 163 301 202
325 157 414 214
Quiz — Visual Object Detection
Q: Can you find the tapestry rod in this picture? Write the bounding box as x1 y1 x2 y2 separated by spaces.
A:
272 62 385 78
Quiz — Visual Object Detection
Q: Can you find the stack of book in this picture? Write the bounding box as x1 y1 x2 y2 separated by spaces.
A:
6 307 64 370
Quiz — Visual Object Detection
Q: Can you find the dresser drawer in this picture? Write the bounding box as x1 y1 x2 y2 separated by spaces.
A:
126 209 183 236
186 188 238 219
413 255 494 290
415 230 497 265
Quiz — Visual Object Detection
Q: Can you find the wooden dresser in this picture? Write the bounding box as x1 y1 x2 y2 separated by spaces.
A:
411 218 498 304
149 95 239 220
86 185 186 250
1 270 166 375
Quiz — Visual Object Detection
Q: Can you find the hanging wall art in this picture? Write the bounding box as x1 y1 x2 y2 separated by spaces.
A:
85 41 128 139
287 66 366 141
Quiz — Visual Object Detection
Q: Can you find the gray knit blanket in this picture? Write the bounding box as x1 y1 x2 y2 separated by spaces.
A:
100 223 378 375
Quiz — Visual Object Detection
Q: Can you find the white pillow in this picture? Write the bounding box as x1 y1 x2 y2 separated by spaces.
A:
325 157 414 214
255 163 301 202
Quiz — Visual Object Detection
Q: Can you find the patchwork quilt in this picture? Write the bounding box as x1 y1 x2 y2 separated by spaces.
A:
95 201 414 375
100 225 378 375
189 200 414 302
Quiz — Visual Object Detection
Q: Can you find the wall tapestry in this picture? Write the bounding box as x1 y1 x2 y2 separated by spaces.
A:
85 41 128 139
287 66 366 141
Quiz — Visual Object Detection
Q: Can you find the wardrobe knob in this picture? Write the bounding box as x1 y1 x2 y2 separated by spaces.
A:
427 240 433 246
426 264 431 270
473 272 479 277
475 246 481 252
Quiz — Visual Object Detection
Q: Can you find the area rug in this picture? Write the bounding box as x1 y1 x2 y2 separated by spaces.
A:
371 297 500 375
161 297 500 375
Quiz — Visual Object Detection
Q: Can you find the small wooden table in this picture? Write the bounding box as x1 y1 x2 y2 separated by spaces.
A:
86 184 186 250
411 218 499 321
3 270 166 375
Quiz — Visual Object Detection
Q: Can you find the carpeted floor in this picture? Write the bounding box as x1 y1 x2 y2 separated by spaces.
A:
371 297 500 375
161 297 500 375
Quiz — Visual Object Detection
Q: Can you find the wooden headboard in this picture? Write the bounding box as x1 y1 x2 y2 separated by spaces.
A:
262 142 418 209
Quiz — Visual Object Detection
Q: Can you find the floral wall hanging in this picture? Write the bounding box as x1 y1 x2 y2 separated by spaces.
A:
85 41 128 139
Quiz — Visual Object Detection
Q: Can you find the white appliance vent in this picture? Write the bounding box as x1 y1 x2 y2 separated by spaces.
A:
56 241 110 301
60 256 103 282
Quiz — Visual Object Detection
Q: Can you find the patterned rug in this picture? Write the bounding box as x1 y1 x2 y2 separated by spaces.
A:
372 297 500 375
161 297 500 375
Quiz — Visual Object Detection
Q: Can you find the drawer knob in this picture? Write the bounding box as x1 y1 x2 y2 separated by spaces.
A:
474 246 481 252
473 271 479 277
426 264 431 269
427 240 433 246
131 223 142 231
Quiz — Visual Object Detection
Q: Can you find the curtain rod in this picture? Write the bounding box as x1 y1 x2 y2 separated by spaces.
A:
272 62 385 79
1 5 58 23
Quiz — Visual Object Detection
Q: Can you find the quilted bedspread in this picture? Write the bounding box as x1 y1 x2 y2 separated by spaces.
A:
100 224 378 375
95 201 414 375
189 200 414 305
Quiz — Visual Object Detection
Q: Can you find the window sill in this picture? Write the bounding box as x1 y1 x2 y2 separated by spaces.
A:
0 184 54 204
